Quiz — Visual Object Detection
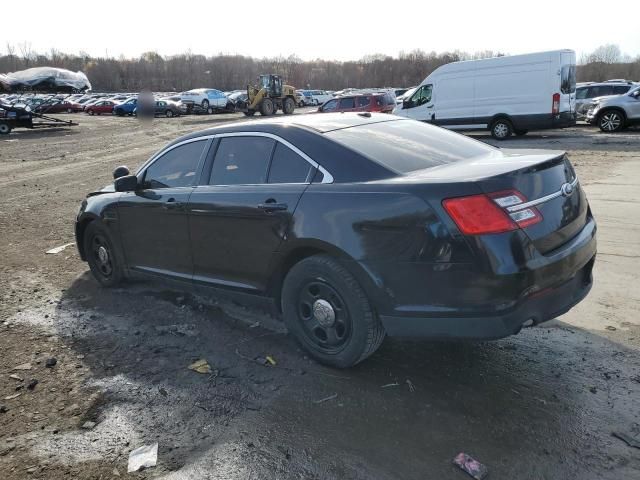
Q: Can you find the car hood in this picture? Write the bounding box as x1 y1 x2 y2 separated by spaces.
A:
87 183 115 197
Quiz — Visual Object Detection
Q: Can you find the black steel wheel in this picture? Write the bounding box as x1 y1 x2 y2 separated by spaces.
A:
282 255 385 368
83 222 123 287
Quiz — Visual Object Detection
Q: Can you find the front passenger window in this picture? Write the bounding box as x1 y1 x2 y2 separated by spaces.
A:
143 140 206 189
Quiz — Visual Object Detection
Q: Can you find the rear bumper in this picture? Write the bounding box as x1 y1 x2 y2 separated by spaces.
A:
380 257 593 338
367 217 597 339
552 111 577 128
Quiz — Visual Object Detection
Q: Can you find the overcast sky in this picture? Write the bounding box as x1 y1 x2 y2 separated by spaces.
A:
3 0 639 61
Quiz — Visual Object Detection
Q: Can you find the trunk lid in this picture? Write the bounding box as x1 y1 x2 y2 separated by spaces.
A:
402 148 588 253
475 149 587 253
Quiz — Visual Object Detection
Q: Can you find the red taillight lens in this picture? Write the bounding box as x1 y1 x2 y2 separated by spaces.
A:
443 189 542 235
552 93 560 115
443 194 518 235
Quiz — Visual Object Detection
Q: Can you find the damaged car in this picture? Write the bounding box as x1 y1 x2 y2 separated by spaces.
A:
75 113 596 368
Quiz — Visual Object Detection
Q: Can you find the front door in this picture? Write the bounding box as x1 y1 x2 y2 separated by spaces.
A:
118 139 210 280
188 136 313 291
404 84 434 121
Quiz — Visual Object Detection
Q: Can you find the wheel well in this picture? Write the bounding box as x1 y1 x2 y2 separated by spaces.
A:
598 107 627 121
489 115 513 128
268 246 327 312
75 218 94 260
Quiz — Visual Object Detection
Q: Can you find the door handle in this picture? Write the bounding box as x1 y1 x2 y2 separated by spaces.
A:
258 200 288 212
163 198 183 210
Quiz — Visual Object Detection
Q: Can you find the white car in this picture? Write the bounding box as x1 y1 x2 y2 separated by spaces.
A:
179 88 228 111
305 90 333 106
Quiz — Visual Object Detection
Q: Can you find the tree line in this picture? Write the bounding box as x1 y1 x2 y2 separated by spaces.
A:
1 43 638 92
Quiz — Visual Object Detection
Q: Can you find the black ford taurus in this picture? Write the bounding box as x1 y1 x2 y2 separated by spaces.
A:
75 113 596 367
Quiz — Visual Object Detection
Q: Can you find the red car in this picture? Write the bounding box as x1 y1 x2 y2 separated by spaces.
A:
85 100 115 115
34 100 84 114
318 92 395 114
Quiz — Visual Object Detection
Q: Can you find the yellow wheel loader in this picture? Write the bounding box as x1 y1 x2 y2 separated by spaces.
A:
242 74 296 116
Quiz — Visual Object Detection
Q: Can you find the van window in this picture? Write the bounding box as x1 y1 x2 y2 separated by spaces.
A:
408 85 432 108
561 65 576 94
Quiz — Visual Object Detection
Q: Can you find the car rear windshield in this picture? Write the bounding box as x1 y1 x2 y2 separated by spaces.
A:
325 119 496 173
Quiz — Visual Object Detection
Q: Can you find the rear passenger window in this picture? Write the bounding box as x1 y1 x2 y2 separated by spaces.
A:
357 96 370 107
268 143 312 184
210 137 275 185
339 97 355 109
144 140 206 189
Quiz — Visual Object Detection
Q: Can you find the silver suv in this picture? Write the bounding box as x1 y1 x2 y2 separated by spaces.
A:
586 85 640 132
575 80 636 118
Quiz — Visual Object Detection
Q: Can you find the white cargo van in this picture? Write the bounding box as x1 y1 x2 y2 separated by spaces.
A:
392 50 576 139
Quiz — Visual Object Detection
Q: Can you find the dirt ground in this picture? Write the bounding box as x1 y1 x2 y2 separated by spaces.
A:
1 112 639 480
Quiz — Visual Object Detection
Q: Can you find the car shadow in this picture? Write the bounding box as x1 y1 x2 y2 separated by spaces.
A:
49 273 640 479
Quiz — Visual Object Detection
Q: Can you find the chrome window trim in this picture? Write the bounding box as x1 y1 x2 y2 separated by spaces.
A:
137 132 334 184
506 176 579 213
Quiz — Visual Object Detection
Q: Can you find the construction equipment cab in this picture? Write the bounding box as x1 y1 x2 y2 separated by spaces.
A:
244 74 297 117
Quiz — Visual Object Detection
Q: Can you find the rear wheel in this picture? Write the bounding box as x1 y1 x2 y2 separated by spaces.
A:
201 99 209 110
283 97 295 114
84 222 124 287
88 110 94 115
490 118 512 140
165 110 174 118
260 98 274 116
0 122 11 134
282 255 385 368
598 110 625 132
514 129 528 136
67 108 73 113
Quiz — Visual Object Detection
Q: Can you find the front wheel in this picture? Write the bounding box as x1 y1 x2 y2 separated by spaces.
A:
165 110 174 118
282 255 385 368
598 110 625 132
0 122 11 134
490 118 513 140
84 222 124 287
260 98 274 116
283 97 295 114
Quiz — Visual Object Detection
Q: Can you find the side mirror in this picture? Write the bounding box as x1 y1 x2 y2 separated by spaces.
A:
114 175 138 192
113 165 130 179
403 99 410 109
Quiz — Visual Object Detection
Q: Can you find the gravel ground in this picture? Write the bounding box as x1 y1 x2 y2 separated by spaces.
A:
1 113 639 479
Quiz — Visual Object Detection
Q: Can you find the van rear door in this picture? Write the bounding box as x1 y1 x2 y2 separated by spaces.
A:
559 52 576 114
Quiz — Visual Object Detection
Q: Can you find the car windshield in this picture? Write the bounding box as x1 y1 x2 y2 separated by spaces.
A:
326 119 496 173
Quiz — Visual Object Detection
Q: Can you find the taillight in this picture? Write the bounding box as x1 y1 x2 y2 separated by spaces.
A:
552 93 560 115
443 189 542 236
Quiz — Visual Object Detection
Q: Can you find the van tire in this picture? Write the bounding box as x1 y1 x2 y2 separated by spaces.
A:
490 118 513 140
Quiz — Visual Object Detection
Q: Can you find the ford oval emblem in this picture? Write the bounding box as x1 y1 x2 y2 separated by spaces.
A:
561 182 574 197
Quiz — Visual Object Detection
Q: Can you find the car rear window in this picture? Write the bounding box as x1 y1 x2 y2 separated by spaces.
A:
325 119 496 173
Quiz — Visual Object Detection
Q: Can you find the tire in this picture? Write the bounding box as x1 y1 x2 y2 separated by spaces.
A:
83 222 124 288
88 110 94 116
0 122 11 134
165 110 174 118
283 97 295 115
514 129 528 136
260 98 274 116
282 255 385 368
201 99 209 110
490 118 513 140
67 108 73 113
115 109 124 117
244 110 256 117
598 110 625 132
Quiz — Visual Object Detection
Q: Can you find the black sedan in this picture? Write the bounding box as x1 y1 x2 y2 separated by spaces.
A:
75 113 596 368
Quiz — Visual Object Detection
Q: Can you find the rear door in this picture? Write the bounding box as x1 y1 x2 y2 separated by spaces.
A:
559 52 576 114
338 97 357 112
187 134 313 291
